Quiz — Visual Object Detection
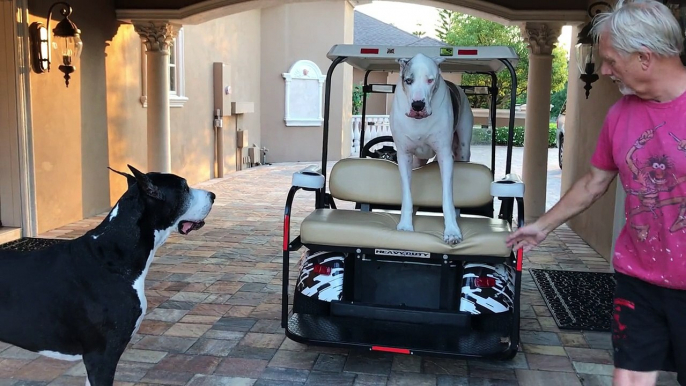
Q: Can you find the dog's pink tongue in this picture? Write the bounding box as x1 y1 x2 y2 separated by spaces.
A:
181 221 193 234
407 110 424 119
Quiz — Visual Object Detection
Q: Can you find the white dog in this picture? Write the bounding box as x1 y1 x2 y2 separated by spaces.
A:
389 53 474 244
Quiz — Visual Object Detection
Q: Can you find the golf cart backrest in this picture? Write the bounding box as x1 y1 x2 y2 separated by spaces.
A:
329 158 493 209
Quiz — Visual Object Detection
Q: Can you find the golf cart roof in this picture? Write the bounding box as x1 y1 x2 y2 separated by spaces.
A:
326 44 519 73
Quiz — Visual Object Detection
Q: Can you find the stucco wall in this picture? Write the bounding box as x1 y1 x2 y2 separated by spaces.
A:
28 0 119 233
106 12 262 208
260 1 353 163
27 0 262 233
561 23 621 260
105 24 149 205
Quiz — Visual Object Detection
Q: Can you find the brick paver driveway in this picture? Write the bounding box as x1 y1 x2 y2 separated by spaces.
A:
0 147 678 385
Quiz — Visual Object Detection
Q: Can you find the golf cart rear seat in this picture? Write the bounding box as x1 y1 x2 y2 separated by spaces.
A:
296 157 523 258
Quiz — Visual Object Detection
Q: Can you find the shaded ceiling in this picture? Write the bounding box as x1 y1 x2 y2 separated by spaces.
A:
114 0 589 25
115 0 588 12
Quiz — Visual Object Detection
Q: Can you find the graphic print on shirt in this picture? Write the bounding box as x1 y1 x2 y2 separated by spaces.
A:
625 121 686 239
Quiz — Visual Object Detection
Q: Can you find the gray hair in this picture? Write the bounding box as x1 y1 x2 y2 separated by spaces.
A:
591 0 684 58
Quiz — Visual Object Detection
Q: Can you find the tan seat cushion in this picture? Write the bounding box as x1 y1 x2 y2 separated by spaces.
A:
301 209 512 257
329 158 493 209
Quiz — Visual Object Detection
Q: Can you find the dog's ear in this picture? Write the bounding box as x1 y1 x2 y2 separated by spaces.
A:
397 58 410 71
107 167 137 188
127 164 165 201
433 57 446 66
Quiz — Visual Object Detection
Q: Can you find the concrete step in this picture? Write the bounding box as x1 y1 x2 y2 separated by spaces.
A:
0 227 21 245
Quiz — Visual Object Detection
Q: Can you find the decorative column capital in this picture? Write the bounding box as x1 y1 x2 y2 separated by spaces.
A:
521 22 562 55
133 21 181 52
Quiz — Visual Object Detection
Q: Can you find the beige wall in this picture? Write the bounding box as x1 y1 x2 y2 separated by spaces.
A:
106 12 262 208
26 0 262 233
260 1 353 163
562 23 621 260
105 24 149 205
28 0 118 233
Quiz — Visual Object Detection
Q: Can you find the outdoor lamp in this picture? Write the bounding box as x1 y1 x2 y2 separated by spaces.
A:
575 1 612 99
29 2 83 87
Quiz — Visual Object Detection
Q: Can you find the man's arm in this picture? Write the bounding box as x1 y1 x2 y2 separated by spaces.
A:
537 166 618 235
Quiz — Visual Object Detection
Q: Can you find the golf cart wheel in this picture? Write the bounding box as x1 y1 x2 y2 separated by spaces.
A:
360 136 397 163
558 135 564 169
501 343 519 360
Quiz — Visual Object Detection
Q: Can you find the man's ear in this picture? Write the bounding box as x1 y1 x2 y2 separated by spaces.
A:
637 49 652 70
107 167 136 187
127 164 164 201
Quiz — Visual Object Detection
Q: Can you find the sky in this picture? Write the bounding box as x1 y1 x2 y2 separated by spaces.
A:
355 1 573 55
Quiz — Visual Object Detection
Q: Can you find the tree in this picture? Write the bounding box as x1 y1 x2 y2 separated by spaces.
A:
435 12 568 111
550 82 567 118
412 23 425 37
435 10 454 42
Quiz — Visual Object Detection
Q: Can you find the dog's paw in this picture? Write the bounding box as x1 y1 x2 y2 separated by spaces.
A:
397 222 414 232
443 228 463 245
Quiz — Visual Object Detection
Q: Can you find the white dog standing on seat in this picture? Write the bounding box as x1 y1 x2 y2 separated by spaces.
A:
390 53 474 244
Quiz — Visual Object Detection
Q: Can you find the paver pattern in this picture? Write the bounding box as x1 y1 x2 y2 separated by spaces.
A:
0 147 678 385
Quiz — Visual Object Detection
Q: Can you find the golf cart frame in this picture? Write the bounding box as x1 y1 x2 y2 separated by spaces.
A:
282 44 524 360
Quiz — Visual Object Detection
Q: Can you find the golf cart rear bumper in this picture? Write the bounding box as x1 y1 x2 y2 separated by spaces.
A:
285 310 517 359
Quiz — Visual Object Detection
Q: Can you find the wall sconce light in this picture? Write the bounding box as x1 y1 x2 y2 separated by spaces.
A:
29 2 82 87
576 1 612 99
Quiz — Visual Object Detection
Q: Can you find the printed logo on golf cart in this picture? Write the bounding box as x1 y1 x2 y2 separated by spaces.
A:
440 47 453 56
387 48 395 54
374 249 430 258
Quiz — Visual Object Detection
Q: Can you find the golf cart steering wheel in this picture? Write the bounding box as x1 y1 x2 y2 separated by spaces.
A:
360 136 398 163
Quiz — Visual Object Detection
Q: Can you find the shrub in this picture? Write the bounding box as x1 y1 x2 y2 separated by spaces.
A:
471 123 558 148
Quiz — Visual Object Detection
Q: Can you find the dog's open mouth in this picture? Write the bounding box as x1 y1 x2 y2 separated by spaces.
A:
178 220 206 235
406 110 430 119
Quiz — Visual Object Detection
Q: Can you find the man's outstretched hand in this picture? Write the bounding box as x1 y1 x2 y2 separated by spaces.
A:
505 222 548 253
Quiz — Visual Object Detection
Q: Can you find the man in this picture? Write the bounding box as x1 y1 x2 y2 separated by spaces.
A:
506 0 686 385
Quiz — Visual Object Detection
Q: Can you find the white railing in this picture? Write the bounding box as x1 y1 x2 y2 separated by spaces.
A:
350 114 392 157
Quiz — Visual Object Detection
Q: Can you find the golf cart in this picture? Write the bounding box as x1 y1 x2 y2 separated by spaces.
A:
282 44 524 360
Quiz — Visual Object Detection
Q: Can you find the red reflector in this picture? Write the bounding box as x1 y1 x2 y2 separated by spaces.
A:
283 214 290 251
516 248 523 272
313 264 331 275
372 346 410 354
475 277 496 288
361 48 379 54
457 49 478 55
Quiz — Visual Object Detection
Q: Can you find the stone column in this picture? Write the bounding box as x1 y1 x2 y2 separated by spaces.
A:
133 21 180 173
520 22 562 222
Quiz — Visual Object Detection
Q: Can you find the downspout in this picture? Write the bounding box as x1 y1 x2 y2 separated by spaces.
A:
213 109 224 178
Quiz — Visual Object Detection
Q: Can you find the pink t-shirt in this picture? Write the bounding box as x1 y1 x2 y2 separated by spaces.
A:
591 90 686 289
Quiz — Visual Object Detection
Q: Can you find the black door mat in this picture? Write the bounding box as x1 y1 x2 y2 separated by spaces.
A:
0 237 66 252
530 268 615 332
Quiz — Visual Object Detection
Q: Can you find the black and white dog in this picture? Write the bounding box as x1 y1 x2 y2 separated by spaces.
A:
0 165 215 385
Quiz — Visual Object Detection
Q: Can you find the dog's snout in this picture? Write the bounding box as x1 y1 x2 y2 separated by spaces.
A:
209 192 216 203
411 100 425 112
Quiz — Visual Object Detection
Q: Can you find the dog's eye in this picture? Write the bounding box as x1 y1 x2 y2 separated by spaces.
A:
404 78 413 85
428 79 434 84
